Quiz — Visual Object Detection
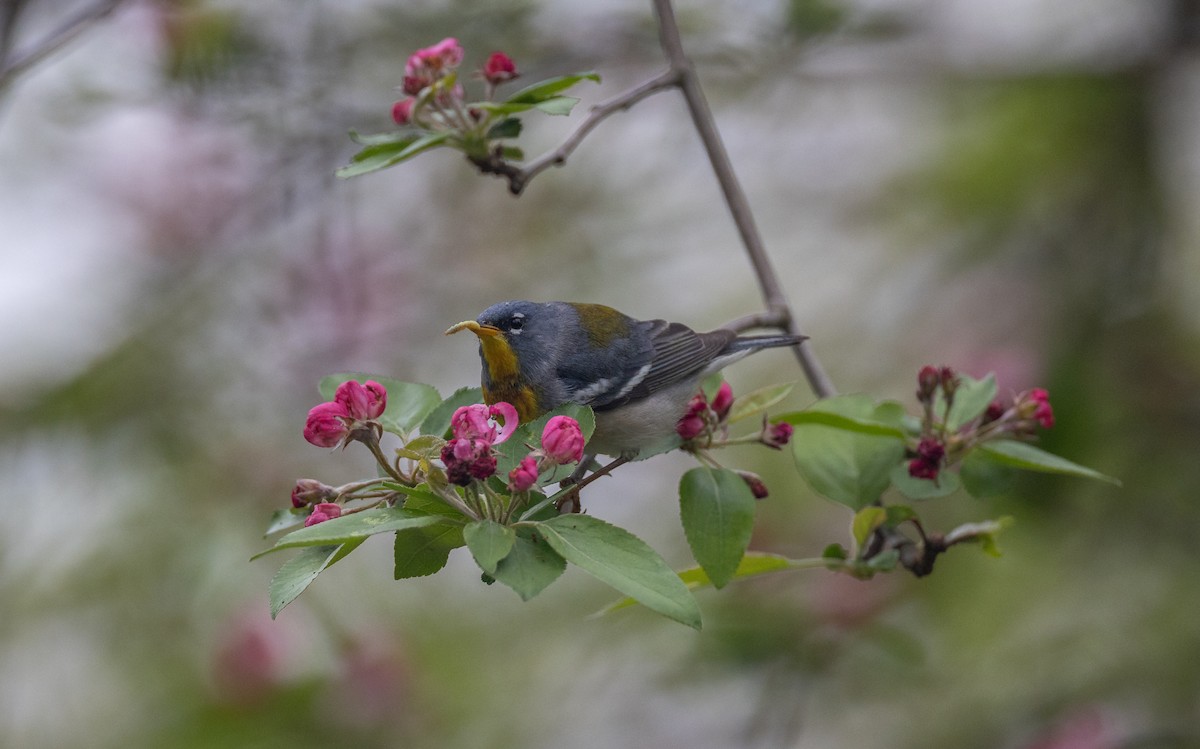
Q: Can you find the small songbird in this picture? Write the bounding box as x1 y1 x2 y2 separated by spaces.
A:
445 300 806 460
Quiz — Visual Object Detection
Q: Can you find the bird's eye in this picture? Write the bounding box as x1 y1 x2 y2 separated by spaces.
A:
509 316 524 330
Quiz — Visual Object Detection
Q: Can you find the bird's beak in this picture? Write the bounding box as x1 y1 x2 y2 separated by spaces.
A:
445 320 501 338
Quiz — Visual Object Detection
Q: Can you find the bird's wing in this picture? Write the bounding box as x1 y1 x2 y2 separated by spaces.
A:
637 321 735 395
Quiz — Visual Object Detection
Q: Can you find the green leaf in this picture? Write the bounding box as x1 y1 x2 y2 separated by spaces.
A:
499 146 524 161
336 131 452 178
977 440 1121 485
959 448 1019 497
531 96 579 116
253 507 443 558
822 543 849 561
318 374 442 435
486 117 522 139
700 373 725 401
889 463 962 499
269 540 363 618
538 514 702 629
678 467 757 589
728 383 795 423
463 520 516 575
787 395 908 509
504 71 600 104
776 407 908 438
348 129 419 146
492 527 567 601
851 506 887 550
264 508 308 537
944 517 1013 557
419 387 485 437
394 522 464 579
390 484 466 518
598 552 816 615
944 373 997 430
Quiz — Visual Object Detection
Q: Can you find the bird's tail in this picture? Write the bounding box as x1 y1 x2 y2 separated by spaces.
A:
724 333 808 353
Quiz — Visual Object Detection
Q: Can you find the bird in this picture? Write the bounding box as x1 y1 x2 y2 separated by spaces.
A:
445 300 806 461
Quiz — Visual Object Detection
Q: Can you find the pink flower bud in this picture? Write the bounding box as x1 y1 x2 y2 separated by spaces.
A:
916 365 940 402
676 414 706 440
407 37 464 77
541 416 585 465
1029 387 1050 403
392 98 414 125
737 470 769 499
710 382 734 420
304 401 350 447
291 479 334 508
508 456 540 492
939 366 959 397
402 75 426 96
304 502 343 527
907 458 940 480
982 399 1006 424
335 380 387 421
907 437 945 480
1034 401 1055 429
468 454 498 481
761 421 794 449
482 51 518 84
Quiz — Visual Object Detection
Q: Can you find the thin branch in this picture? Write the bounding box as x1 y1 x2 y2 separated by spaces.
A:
650 0 836 399
486 69 682 195
0 0 124 96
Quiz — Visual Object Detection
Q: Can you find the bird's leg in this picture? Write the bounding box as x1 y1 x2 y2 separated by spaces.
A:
554 454 633 513
561 453 601 486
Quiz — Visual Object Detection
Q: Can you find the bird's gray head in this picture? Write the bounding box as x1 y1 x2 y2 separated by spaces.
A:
444 300 567 382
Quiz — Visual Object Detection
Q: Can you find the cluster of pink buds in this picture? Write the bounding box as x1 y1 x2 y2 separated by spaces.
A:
676 382 794 450
908 365 1057 481
391 38 519 127
440 403 519 486
507 416 586 492
303 380 387 448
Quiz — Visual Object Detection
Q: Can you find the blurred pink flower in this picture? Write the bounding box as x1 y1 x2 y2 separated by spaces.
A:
482 51 518 84
304 502 343 527
710 382 734 420
392 98 415 125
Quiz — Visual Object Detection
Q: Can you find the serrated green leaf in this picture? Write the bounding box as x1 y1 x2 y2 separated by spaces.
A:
787 395 908 509
852 506 887 550
678 467 757 589
538 514 702 629
389 484 465 518
977 440 1121 485
504 71 600 104
486 117 522 139
253 507 443 558
728 383 795 423
269 540 363 618
318 374 442 435
394 522 464 579
889 463 962 499
336 131 452 178
944 373 997 430
463 520 516 575
419 387 484 437
493 527 567 601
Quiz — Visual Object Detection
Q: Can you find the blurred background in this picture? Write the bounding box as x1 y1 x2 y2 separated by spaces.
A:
3 0 1199 747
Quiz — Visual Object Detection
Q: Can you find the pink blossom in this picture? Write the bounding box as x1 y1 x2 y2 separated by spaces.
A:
335 380 387 421
488 402 518 444
392 98 414 125
907 437 945 480
1034 401 1055 429
508 456 539 492
450 402 519 444
542 416 585 464
406 37 464 77
304 502 343 527
482 51 518 84
304 401 350 447
440 438 497 486
916 365 940 402
762 421 794 449
710 382 734 420
676 392 709 440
